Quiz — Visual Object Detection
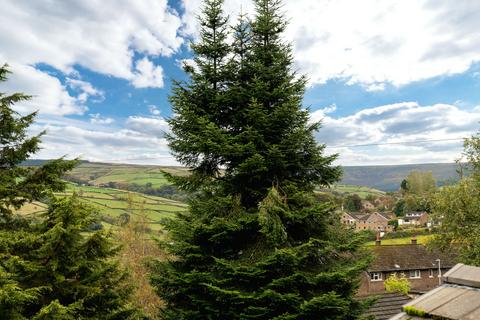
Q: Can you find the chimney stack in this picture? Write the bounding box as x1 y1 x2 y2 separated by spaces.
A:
375 231 381 246
411 237 417 245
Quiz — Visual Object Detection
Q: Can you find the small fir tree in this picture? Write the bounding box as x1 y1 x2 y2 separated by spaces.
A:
1 197 139 319
150 1 372 319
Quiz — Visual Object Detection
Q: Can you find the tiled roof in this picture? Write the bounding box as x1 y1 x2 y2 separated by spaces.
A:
366 212 390 223
369 244 457 272
364 293 412 320
350 213 368 220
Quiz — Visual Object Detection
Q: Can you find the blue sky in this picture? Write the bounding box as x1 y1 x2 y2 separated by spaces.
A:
1 0 480 165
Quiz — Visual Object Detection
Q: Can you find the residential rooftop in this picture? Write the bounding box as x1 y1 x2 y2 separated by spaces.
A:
363 292 412 320
369 244 456 272
390 263 480 320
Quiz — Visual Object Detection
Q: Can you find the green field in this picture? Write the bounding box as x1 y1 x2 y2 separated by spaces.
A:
365 234 434 246
320 184 386 199
67 162 189 188
15 201 49 217
56 183 187 231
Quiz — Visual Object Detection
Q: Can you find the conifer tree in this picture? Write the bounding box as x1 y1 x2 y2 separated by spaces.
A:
151 1 372 319
0 64 75 223
0 64 139 319
1 197 139 319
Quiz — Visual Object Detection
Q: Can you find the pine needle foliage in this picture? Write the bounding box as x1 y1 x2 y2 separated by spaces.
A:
0 64 76 223
0 64 140 319
1 197 140 319
151 1 372 319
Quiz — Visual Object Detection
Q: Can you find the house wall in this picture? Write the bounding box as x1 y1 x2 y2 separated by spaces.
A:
418 214 429 226
341 214 356 226
355 221 393 232
357 268 450 296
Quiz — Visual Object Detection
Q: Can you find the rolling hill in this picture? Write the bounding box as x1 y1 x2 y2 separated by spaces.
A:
341 162 461 191
16 183 187 232
26 160 462 192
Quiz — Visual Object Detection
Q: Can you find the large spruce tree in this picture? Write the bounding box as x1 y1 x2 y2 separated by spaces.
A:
0 64 139 319
151 1 371 319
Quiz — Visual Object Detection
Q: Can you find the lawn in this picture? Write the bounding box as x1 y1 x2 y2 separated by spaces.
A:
365 234 435 246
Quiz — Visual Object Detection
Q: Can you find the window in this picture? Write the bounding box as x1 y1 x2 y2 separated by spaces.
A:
409 270 421 279
370 272 382 281
429 269 434 278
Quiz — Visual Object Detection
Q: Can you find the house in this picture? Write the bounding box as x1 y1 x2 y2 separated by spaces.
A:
341 212 357 226
355 212 394 233
390 263 480 320
398 212 429 226
357 240 457 296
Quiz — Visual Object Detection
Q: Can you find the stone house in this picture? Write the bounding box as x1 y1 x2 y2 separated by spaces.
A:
398 211 429 226
341 212 357 226
355 212 394 233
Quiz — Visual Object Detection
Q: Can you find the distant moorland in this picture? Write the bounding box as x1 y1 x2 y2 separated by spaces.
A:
24 160 462 192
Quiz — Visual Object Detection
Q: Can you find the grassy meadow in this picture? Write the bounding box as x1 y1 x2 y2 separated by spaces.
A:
16 183 187 232
67 162 188 187
319 184 386 199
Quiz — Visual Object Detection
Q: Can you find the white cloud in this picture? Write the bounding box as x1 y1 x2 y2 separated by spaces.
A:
148 105 161 115
0 0 183 114
89 113 114 124
2 63 87 115
0 0 182 79
67 79 104 103
126 115 170 137
131 58 164 88
365 83 386 92
286 0 480 88
182 0 480 89
28 101 479 167
31 117 176 165
312 102 480 165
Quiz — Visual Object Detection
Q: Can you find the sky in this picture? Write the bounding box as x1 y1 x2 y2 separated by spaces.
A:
1 0 480 166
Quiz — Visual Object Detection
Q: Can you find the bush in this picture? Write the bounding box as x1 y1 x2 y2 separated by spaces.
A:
385 274 410 295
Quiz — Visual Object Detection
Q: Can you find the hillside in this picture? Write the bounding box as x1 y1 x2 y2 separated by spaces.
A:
27 160 462 192
16 183 187 232
318 184 385 199
66 162 187 187
341 162 461 191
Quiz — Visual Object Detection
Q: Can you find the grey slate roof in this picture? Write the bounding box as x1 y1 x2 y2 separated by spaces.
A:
443 263 480 288
389 263 480 320
363 293 412 320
